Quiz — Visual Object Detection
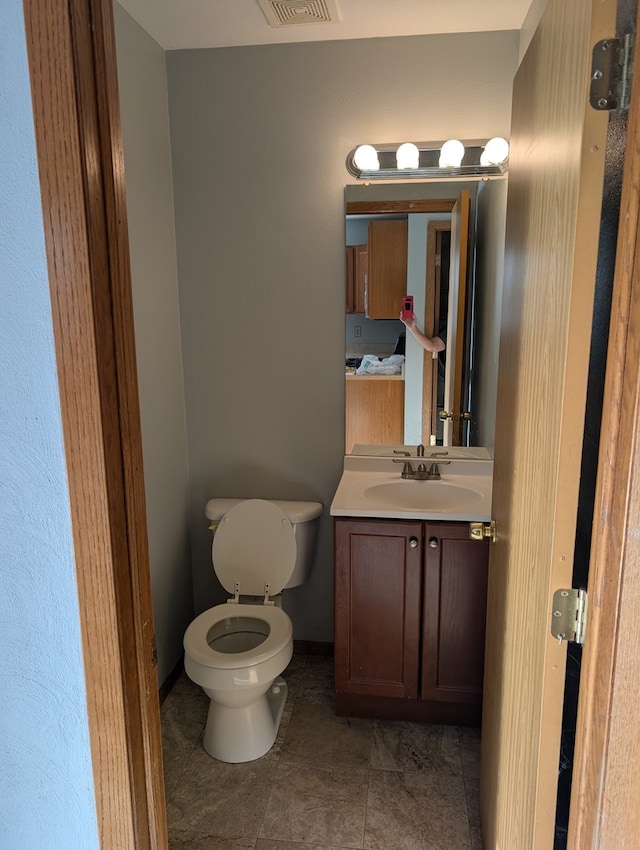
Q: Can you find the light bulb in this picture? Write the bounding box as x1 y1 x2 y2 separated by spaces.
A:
439 139 465 168
396 143 420 169
353 145 380 171
480 137 510 166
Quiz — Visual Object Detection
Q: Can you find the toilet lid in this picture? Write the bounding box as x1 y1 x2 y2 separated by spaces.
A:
212 499 297 597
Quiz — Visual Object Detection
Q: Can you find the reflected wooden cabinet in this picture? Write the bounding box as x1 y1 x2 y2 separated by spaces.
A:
334 517 489 725
346 244 367 314
344 376 404 453
366 219 408 319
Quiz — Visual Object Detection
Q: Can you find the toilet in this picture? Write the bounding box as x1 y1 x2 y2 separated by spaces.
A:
183 497 323 763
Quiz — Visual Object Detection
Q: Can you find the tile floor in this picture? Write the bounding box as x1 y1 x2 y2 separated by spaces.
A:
161 653 483 850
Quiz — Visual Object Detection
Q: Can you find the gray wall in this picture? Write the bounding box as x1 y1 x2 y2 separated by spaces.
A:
166 31 519 641
115 5 193 683
0 0 98 843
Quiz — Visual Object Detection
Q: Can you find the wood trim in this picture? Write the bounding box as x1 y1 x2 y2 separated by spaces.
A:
23 0 168 847
346 199 456 216
567 20 640 849
159 658 185 706
451 191 471 446
423 221 451 443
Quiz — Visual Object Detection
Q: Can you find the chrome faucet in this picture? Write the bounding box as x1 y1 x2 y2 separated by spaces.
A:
392 459 431 480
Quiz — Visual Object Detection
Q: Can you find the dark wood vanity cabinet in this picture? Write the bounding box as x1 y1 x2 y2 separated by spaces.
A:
334 518 423 699
334 517 489 725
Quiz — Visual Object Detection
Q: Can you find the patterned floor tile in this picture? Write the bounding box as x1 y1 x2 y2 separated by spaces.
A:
281 701 373 768
259 761 367 847
365 769 470 850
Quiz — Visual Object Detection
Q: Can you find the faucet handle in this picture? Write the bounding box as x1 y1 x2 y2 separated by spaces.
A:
425 461 451 480
393 459 415 478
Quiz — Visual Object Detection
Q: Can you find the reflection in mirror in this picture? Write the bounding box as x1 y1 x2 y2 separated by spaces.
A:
344 179 508 454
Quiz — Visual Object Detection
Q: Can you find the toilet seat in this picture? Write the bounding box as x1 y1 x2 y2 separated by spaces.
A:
213 499 297 598
184 602 292 670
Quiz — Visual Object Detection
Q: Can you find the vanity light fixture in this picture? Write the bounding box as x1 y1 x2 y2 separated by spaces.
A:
396 142 420 169
480 136 511 166
438 139 465 168
347 138 510 181
352 144 380 171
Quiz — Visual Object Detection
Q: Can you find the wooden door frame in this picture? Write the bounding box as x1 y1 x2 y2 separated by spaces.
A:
22 0 640 843
23 0 167 847
568 20 640 848
423 220 451 443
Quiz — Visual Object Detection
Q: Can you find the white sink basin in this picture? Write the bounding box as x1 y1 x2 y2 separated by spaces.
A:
330 455 493 521
364 480 484 511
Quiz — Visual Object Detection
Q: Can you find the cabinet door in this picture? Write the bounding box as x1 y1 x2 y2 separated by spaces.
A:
366 219 408 319
344 377 404 453
354 244 367 313
346 244 367 314
346 245 356 313
334 518 422 699
421 522 489 703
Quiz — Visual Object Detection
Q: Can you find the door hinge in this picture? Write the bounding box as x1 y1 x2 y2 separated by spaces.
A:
590 34 634 111
469 520 496 543
551 588 588 646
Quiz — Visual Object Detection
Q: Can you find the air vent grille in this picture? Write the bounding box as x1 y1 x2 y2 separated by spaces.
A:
257 0 340 28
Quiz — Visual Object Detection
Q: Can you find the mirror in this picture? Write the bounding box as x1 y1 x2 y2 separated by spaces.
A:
345 178 508 453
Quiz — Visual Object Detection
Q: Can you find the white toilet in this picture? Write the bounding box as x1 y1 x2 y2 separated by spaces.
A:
183 497 323 763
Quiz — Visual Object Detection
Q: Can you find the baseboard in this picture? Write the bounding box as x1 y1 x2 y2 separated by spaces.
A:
159 642 334 703
158 654 184 706
293 640 334 656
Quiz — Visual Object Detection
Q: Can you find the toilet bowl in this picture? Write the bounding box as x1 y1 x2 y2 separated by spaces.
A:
183 497 322 763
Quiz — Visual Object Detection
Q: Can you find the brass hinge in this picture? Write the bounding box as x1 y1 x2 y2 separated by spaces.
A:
590 34 634 111
551 588 588 645
469 520 496 543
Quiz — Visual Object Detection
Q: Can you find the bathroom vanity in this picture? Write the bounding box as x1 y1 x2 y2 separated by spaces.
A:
330 450 493 726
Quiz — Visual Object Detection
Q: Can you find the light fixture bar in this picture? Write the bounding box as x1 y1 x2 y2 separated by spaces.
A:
346 139 509 181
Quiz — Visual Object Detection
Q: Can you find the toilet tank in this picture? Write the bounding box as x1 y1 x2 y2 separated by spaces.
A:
205 498 323 588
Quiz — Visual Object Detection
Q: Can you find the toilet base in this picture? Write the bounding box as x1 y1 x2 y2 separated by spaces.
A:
202 676 288 763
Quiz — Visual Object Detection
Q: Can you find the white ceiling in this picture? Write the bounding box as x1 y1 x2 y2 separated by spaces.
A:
117 0 535 51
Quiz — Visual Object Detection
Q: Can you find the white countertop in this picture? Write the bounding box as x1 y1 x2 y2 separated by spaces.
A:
349 444 493 459
330 455 493 522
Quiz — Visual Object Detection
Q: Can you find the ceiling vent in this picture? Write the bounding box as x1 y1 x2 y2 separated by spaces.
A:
257 0 340 28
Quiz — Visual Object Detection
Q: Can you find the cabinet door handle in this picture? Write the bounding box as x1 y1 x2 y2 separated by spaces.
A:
409 536 419 549
428 537 439 548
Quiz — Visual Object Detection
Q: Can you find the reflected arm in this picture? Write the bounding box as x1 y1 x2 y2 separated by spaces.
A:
400 314 445 353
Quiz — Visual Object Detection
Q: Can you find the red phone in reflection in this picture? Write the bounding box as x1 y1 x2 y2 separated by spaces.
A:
401 295 414 319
